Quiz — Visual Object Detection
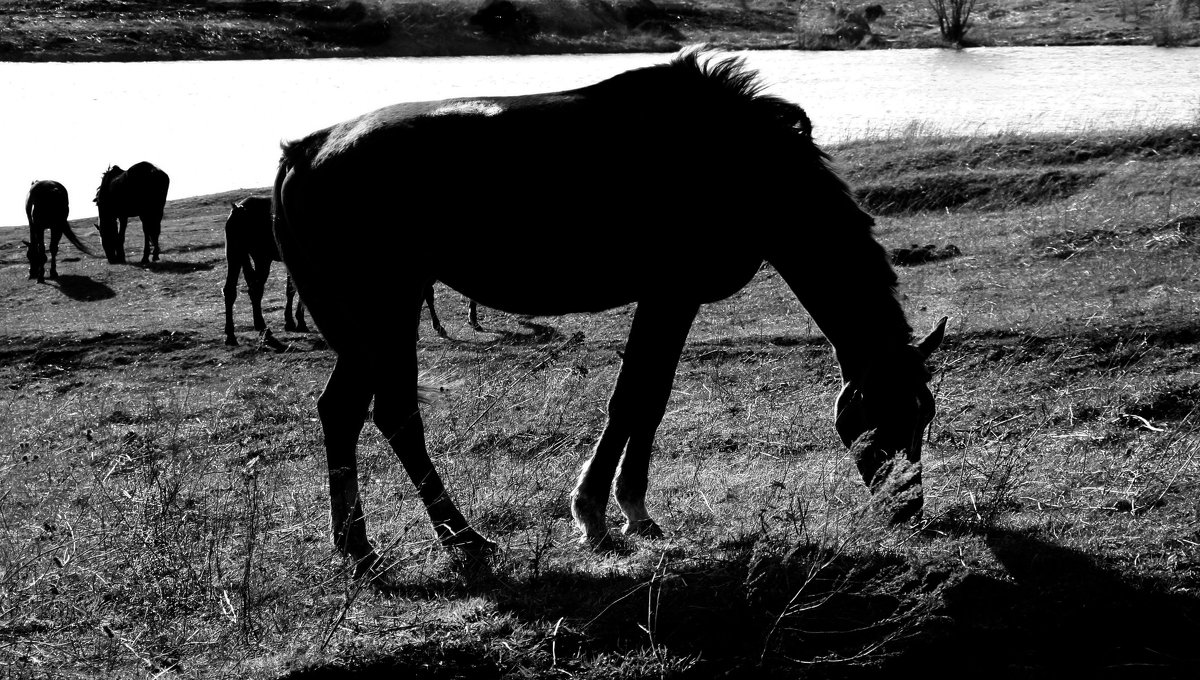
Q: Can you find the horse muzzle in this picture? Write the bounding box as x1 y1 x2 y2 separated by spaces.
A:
849 428 924 524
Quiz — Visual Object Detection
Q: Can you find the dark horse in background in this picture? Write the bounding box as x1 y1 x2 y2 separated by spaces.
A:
223 197 473 345
223 196 307 346
424 285 483 337
25 180 88 282
94 161 169 264
274 50 945 577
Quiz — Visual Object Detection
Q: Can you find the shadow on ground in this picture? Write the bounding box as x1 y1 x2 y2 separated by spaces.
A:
278 523 1200 679
50 274 116 301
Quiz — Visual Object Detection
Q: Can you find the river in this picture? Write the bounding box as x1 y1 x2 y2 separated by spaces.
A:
2 46 1197 228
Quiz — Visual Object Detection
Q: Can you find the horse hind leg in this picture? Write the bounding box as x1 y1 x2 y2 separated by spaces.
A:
372 355 492 552
571 299 698 543
468 300 483 332
317 357 379 572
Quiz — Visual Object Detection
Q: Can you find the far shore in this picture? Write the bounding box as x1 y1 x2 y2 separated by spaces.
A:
2 0 1197 64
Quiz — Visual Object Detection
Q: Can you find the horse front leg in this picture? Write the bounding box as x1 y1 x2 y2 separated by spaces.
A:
117 217 128 263
571 299 698 543
26 225 46 282
223 258 241 345
317 357 377 571
48 225 63 279
249 258 269 332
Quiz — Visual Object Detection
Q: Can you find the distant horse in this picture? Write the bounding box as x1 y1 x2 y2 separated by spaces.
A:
223 196 307 346
94 162 170 264
25 180 88 282
423 284 482 337
273 50 946 575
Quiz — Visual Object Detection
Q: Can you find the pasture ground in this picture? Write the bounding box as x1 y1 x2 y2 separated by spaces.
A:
2 126 1200 678
1 0 1198 62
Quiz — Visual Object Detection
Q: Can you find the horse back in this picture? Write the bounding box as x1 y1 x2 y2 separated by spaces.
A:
26 180 69 226
226 196 278 263
107 162 170 217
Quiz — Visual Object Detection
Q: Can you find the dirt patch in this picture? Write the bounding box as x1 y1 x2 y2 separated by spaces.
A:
891 242 962 266
857 167 1104 215
1032 212 1200 259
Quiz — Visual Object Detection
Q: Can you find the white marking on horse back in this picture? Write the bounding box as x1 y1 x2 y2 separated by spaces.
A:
428 100 503 118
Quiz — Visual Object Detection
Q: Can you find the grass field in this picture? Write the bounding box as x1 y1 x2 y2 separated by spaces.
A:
2 125 1199 678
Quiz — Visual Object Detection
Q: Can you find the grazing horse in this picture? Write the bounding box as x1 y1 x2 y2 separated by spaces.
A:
223 196 307 346
94 162 170 264
273 50 946 574
25 180 88 282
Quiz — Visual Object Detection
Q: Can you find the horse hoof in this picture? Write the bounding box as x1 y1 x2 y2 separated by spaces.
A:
225 337 239 347
440 527 496 553
575 529 620 552
622 519 664 539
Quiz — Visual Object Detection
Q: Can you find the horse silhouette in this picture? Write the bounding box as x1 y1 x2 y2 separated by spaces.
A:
223 196 307 346
93 161 169 265
25 180 88 282
273 50 945 576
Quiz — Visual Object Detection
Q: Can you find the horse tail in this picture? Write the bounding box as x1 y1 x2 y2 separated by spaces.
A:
59 221 93 256
272 146 294 247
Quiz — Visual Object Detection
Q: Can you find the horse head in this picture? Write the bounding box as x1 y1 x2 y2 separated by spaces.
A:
834 316 946 523
23 240 46 280
93 220 123 264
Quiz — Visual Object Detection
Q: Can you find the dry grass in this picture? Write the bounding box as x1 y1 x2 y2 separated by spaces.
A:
2 126 1200 678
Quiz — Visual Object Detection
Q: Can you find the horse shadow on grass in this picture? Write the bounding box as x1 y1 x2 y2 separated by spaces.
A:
920 520 1200 679
282 518 1200 679
50 274 116 302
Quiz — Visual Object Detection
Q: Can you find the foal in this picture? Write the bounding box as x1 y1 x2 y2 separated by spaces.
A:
223 196 307 346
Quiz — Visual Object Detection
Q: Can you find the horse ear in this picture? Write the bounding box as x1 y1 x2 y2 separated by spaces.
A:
915 316 947 358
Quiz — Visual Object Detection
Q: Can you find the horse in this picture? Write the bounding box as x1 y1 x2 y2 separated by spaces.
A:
93 161 170 265
423 284 482 337
25 180 88 282
273 49 946 576
224 197 471 345
223 196 308 346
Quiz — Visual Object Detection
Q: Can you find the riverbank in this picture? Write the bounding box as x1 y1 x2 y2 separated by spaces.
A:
2 0 1198 62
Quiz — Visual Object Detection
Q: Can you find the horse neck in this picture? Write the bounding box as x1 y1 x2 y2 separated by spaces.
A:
771 235 913 384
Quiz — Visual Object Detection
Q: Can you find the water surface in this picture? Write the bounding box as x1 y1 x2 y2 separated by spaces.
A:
2 46 1196 228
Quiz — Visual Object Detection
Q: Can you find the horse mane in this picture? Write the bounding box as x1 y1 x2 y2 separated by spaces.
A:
94 165 123 203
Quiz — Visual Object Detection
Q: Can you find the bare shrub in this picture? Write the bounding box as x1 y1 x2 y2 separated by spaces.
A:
927 0 977 45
